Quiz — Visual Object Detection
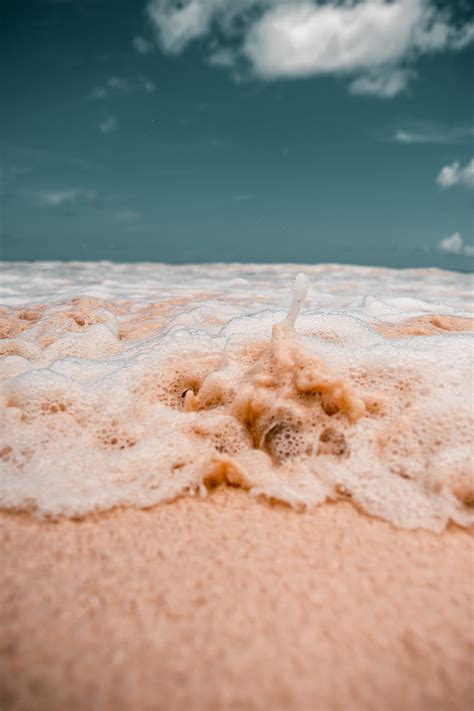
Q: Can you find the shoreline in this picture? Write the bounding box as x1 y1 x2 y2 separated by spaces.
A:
1 489 473 711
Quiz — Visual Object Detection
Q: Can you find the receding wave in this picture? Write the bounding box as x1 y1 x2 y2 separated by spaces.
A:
0 262 472 531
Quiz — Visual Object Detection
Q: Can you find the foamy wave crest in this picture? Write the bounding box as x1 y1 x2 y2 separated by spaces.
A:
0 262 473 531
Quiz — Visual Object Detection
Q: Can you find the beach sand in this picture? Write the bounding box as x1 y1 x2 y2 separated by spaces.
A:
1 489 473 711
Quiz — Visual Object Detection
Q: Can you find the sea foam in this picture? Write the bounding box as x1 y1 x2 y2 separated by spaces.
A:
0 262 472 531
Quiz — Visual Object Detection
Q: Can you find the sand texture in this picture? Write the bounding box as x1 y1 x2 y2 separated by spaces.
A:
1 489 473 711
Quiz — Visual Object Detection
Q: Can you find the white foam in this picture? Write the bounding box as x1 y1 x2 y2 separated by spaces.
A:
0 261 472 531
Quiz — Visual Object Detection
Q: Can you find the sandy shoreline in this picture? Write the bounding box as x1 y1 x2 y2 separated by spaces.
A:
1 490 473 711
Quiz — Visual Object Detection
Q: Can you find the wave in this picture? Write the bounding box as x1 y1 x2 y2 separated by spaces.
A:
0 262 472 531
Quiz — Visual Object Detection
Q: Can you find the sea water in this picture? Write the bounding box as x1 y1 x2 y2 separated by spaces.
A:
0 261 472 531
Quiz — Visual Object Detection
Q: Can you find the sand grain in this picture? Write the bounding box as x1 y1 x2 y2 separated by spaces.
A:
1 490 473 711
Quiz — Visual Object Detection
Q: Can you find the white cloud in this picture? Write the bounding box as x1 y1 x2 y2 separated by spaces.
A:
244 1 419 78
145 0 474 96
99 116 118 133
438 233 474 257
89 87 108 99
233 193 254 202
393 125 474 144
350 69 415 98
107 76 130 92
449 21 474 50
395 130 421 144
146 0 223 54
90 77 129 100
90 75 155 99
436 158 474 189
133 36 155 54
39 188 100 207
208 47 236 69
140 76 156 92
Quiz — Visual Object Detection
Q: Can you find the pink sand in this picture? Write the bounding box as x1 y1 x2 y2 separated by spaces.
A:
1 489 473 711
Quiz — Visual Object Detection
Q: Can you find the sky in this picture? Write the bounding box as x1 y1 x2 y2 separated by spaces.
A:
1 0 473 268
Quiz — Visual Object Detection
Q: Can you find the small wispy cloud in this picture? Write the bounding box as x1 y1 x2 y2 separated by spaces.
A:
90 87 107 99
106 76 129 92
90 77 129 100
438 233 474 256
233 193 254 202
393 125 474 145
208 48 236 69
89 75 155 100
99 116 118 134
140 76 155 93
133 36 155 55
350 68 415 98
3 144 100 171
436 158 474 189
38 188 101 207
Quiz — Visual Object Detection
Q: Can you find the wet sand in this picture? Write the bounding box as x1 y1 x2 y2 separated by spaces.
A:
1 489 473 711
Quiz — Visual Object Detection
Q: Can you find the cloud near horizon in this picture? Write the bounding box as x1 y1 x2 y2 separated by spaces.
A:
438 233 474 257
436 158 474 189
144 0 474 96
38 188 101 207
393 125 474 145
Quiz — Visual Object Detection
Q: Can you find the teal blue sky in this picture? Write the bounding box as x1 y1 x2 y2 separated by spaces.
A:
1 0 473 268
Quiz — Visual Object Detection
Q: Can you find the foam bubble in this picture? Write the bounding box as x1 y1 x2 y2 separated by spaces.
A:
0 261 473 531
